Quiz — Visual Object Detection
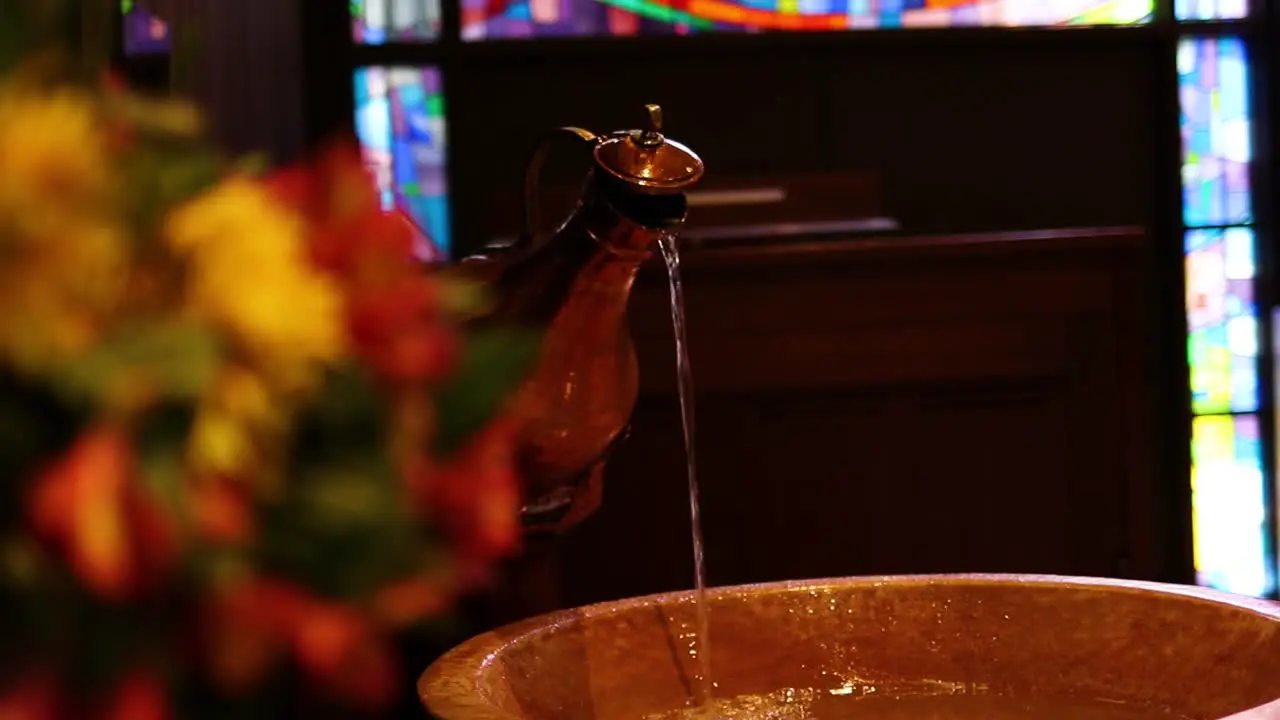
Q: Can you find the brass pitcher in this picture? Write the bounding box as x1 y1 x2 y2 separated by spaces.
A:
456 104 704 536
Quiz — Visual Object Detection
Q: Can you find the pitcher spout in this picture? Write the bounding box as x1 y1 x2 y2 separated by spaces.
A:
581 175 690 257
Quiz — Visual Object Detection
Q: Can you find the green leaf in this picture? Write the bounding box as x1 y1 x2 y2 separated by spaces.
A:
260 456 425 599
233 153 272 177
431 327 542 456
135 401 196 512
119 136 225 243
106 93 205 140
50 321 220 407
292 364 386 465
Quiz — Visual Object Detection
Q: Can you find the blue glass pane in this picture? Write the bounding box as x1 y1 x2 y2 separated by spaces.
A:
1176 0 1246 21
1178 37 1253 228
353 66 451 261
353 0 442 43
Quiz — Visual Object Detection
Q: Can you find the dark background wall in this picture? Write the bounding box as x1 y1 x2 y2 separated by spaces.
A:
125 5 1162 253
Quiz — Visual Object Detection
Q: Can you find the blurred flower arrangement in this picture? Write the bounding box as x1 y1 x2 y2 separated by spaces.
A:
0 2 538 718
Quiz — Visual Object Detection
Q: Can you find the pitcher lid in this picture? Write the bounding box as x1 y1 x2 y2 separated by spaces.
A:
593 105 705 193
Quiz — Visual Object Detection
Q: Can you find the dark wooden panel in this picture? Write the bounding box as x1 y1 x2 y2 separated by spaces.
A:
821 43 1153 234
483 172 886 242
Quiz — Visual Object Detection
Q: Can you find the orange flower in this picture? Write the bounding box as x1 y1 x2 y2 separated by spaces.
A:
292 602 364 678
291 602 398 712
371 575 452 629
188 477 254 545
26 427 177 601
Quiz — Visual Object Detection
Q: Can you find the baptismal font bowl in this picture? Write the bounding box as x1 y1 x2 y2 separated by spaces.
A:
421 574 1280 720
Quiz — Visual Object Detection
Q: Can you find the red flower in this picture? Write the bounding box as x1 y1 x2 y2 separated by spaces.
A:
413 418 523 586
26 427 177 601
0 674 60 720
100 673 169 720
267 142 459 384
0 672 171 720
203 579 400 711
202 580 300 696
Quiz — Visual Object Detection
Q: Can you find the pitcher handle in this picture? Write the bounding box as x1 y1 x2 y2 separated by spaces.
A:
521 127 598 246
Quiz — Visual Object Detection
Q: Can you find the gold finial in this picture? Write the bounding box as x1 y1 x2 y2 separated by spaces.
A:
644 104 663 134
637 104 665 147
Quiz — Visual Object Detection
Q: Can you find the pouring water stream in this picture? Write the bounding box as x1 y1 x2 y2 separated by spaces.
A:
658 233 714 711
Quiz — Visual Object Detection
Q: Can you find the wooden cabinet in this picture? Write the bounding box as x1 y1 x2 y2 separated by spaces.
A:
544 227 1180 608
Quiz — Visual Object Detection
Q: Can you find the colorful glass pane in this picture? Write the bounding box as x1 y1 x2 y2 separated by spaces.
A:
1178 37 1253 228
352 0 442 43
1185 228 1259 415
1192 413 1272 597
461 0 1151 38
353 66 451 261
1175 0 1246 21
121 0 171 55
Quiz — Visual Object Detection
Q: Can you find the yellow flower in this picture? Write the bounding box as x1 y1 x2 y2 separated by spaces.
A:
0 85 112 229
165 178 346 390
0 84 126 372
189 366 283 481
0 219 129 372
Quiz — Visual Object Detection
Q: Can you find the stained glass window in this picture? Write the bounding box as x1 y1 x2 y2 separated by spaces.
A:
353 0 443 43
1185 227 1259 415
1178 36 1268 598
1192 414 1272 596
120 0 170 55
1176 0 1247 22
461 0 1152 39
1179 38 1253 228
353 66 452 261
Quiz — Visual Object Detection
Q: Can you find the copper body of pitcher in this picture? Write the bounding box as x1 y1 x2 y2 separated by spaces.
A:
455 105 704 536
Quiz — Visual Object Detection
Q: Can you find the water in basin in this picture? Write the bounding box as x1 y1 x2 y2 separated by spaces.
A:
646 686 1189 719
